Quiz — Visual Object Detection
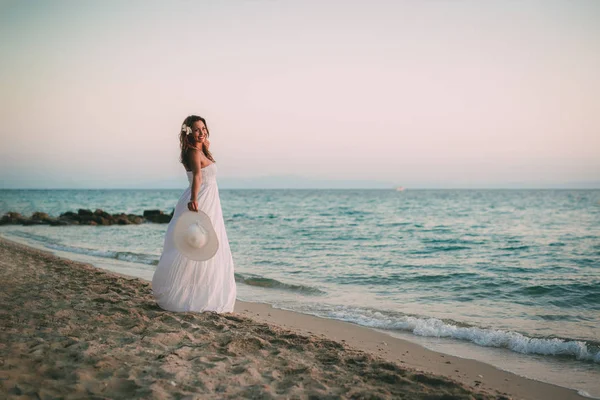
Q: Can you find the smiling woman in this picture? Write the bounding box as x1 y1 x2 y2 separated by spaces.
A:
179 115 215 173
151 115 237 313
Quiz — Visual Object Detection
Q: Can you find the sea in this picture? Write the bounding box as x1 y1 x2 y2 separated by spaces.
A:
1 188 599 397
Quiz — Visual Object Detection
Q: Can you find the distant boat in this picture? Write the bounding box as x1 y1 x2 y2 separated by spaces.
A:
395 186 405 192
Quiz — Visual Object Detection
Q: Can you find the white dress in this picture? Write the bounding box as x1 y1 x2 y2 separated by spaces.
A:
152 163 237 313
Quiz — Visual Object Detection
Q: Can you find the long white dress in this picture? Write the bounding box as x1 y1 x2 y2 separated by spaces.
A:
152 163 237 313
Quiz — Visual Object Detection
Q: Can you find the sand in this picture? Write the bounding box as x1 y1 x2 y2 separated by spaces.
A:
0 237 585 399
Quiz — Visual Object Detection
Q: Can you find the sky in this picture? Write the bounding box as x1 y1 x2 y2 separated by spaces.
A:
1 0 599 189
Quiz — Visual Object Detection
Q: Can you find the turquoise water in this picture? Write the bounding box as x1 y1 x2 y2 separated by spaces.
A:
1 189 599 395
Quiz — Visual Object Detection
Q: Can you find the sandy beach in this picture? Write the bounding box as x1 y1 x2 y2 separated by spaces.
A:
0 237 586 399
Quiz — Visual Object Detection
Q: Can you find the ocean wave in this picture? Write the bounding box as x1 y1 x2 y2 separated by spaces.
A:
422 238 485 245
47 243 158 266
4 230 61 246
229 212 278 220
500 245 530 251
513 283 600 309
404 272 479 283
231 212 252 219
376 221 411 227
329 271 482 286
310 306 600 364
235 273 325 295
409 246 470 254
549 242 566 247
5 231 158 266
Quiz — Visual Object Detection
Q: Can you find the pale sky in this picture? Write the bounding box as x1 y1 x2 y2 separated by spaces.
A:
1 0 599 188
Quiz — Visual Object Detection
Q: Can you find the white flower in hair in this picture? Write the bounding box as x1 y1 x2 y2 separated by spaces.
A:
181 124 192 135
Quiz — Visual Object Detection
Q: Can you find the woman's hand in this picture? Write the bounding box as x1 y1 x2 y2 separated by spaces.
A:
202 137 210 149
188 200 199 212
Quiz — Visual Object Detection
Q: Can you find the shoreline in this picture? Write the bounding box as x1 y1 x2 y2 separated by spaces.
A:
0 237 587 399
235 303 588 400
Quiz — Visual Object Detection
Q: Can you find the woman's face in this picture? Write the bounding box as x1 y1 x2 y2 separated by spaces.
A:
191 120 208 143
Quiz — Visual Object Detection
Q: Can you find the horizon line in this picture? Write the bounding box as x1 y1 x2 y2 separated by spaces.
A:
2 186 599 191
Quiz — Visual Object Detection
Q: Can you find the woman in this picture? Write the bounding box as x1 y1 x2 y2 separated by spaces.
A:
151 115 237 313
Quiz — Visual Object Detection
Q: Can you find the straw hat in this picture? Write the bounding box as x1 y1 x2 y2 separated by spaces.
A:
173 210 219 261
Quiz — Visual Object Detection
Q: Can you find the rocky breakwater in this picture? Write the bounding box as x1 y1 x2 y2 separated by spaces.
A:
0 209 174 226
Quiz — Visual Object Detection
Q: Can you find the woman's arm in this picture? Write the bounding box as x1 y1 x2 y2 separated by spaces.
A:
188 149 203 212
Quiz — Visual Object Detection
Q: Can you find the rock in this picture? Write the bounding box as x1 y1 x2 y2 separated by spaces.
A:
90 215 104 224
145 211 172 223
143 210 163 217
0 212 24 225
94 209 111 219
1 209 172 226
77 215 94 223
112 214 131 225
159 214 172 223
49 219 70 226
31 212 50 221
127 215 144 224
22 219 45 226
97 217 111 226
57 215 77 224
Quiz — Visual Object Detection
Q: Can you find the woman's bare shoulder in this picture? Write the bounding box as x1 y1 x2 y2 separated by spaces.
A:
186 146 204 159
184 147 201 170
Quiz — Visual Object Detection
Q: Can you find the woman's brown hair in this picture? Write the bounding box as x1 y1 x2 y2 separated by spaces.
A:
179 115 215 170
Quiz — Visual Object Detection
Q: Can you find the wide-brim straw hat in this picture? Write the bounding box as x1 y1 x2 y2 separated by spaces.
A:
173 210 219 261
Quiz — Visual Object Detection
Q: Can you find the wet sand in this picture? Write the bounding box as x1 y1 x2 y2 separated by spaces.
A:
0 237 584 399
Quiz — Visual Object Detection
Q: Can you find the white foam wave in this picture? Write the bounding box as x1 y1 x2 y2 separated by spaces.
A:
321 308 600 363
578 390 600 399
